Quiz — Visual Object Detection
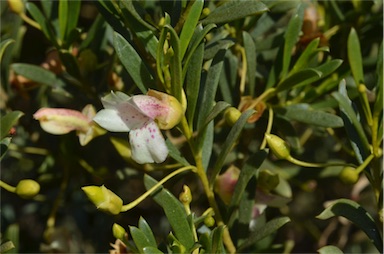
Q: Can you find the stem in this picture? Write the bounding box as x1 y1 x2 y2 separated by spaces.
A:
120 166 195 212
239 46 247 95
260 107 274 149
194 154 236 253
248 88 276 110
287 156 356 168
20 13 41 30
0 180 16 193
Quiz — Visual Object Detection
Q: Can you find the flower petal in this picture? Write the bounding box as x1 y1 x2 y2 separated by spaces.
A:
101 91 131 109
93 109 131 132
34 108 89 135
129 121 168 163
131 95 168 120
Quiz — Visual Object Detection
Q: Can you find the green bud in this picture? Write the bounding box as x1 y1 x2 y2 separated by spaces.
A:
82 185 123 215
224 107 242 126
112 223 127 241
204 216 215 227
257 169 280 191
339 167 359 184
179 185 192 206
265 134 291 160
8 0 24 15
15 179 40 199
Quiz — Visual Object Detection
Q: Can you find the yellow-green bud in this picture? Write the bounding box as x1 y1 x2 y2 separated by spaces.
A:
339 167 359 184
8 0 24 15
112 223 127 241
179 185 192 205
204 216 215 227
224 107 242 126
82 185 123 215
201 8 210 18
265 134 291 160
257 169 280 191
15 179 40 199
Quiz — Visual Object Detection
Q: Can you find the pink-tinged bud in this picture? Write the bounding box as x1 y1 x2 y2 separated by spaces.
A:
15 179 40 199
34 108 90 135
265 134 291 160
147 89 184 130
214 165 240 205
82 185 123 215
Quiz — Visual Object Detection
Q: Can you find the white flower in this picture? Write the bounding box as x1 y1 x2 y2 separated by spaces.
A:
93 90 183 164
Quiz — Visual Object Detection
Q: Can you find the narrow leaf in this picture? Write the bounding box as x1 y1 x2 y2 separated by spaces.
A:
138 217 157 248
201 1 268 25
291 38 321 73
144 175 195 250
316 199 383 252
238 217 291 251
209 110 255 184
113 32 154 93
59 0 68 40
243 31 257 96
332 80 370 163
166 139 190 166
11 63 65 88
179 0 204 58
314 59 343 78
200 101 231 130
0 39 14 62
130 226 155 253
276 68 322 92
26 3 57 46
282 5 304 78
142 247 164 254
275 104 344 128
348 28 364 85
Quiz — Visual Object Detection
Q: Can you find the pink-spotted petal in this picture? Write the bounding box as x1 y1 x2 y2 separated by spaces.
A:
131 95 169 120
129 121 168 164
115 101 150 129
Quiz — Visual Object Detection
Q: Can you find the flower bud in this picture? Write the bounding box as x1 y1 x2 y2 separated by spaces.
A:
224 107 241 126
82 185 123 215
265 134 291 160
339 167 359 184
147 89 183 130
257 169 280 192
214 165 240 205
179 185 192 206
204 216 215 227
112 223 127 241
15 179 40 199
8 0 24 15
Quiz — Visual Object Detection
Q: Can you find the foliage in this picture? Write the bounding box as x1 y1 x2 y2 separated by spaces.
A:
0 0 382 253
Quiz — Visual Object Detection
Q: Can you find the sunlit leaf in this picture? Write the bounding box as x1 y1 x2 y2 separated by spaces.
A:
316 199 383 252
130 226 156 253
243 31 257 96
276 68 322 92
201 1 268 25
348 28 364 85
138 217 157 247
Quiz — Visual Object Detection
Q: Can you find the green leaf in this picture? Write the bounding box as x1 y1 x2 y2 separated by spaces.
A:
138 217 157 248
179 0 204 58
202 121 214 170
348 28 364 85
274 104 344 128
281 5 304 78
3 224 19 254
1 111 24 140
59 0 68 40
0 39 14 62
201 1 268 25
332 80 370 163
142 247 164 254
200 101 231 130
276 68 322 92
26 2 57 47
314 59 343 78
143 175 195 250
113 32 155 93
11 63 65 88
316 199 383 252
185 42 204 128
204 39 235 61
230 150 268 209
291 38 321 73
209 110 255 184
59 50 82 79
317 245 344 254
237 217 291 252
1 137 12 160
165 139 190 166
210 226 226 254
130 226 155 253
243 31 257 96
